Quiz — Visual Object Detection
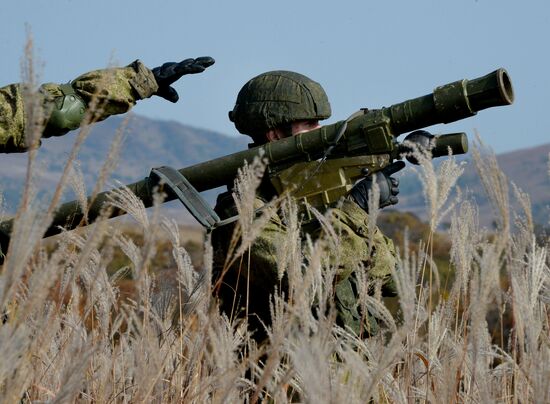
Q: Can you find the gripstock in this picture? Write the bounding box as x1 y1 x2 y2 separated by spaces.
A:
0 68 514 255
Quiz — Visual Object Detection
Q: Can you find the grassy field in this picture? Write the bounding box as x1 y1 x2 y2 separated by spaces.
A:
0 56 548 402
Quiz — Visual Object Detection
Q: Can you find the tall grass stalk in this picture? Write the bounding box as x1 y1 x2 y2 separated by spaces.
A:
2 135 548 402
1 49 549 401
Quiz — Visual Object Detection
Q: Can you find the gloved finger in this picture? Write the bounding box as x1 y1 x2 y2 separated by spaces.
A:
194 56 215 68
357 177 373 188
178 58 195 66
152 62 179 86
391 185 399 196
388 196 399 205
349 178 371 211
156 86 179 103
176 56 215 75
390 177 399 187
382 161 406 176
177 59 205 75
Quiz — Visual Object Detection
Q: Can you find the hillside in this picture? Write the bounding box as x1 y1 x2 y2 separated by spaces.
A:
397 143 550 227
0 115 247 218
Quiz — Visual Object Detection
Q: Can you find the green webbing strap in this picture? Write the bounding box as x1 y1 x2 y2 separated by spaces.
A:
150 166 238 231
59 83 76 96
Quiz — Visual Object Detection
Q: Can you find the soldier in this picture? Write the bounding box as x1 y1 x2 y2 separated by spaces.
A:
213 71 403 338
0 57 214 153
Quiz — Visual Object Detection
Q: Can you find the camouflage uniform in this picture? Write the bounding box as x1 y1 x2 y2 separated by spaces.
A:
213 182 398 338
213 70 399 338
0 60 158 153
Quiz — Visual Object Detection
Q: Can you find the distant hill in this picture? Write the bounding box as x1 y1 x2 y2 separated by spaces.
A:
396 143 550 227
0 114 547 228
0 115 248 218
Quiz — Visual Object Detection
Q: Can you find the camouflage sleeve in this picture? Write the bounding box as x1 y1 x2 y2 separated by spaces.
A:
41 59 158 124
0 60 158 153
328 199 398 293
0 83 27 152
323 199 398 336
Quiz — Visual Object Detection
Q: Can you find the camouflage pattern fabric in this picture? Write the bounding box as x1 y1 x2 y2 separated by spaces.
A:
328 199 397 336
0 60 158 153
229 70 332 139
212 188 398 339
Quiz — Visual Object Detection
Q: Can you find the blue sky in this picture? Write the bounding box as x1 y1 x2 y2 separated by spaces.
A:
1 0 548 153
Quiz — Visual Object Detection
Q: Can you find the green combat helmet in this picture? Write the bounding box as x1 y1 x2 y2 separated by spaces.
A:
229 71 332 141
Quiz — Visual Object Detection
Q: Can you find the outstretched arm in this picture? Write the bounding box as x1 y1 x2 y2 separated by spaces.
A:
0 57 214 153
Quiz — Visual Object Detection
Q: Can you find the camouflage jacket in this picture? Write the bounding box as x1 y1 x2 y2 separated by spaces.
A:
212 184 398 338
0 60 158 153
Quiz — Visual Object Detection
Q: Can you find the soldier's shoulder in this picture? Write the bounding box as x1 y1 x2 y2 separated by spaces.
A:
214 189 273 218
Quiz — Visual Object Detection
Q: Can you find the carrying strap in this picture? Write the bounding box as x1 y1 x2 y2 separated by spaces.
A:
149 166 238 231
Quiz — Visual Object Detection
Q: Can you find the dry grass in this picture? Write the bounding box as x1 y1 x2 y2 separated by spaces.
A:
1 43 549 403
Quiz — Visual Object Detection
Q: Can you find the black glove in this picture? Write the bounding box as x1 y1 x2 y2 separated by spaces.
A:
349 161 405 213
152 56 215 103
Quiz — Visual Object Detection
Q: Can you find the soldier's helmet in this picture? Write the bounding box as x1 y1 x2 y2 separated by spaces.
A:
229 71 331 140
